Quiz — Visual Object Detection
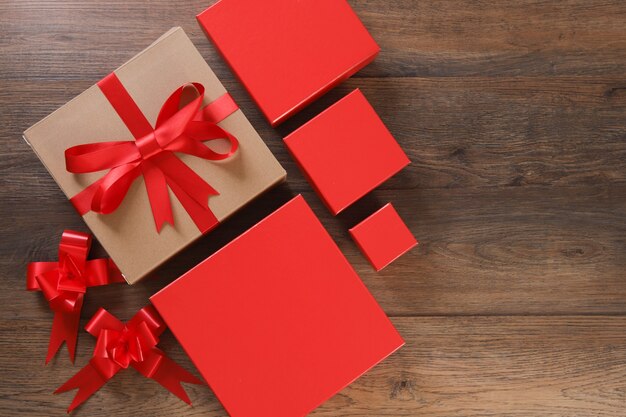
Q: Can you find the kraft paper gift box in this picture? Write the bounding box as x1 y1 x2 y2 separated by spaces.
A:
197 0 380 126
24 27 286 284
151 195 404 417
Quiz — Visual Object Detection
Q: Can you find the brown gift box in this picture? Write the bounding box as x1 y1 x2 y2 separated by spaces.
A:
24 27 286 284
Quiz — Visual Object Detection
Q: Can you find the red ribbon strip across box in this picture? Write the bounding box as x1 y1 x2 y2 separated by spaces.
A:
55 305 202 412
27 230 125 363
66 73 239 233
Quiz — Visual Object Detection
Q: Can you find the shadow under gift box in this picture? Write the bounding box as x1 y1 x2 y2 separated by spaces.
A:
23 27 286 284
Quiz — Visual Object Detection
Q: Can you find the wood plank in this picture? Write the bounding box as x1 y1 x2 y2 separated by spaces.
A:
314 316 626 417
358 0 626 77
2 183 625 317
1 317 624 416
2 76 626 193
1 1 625 80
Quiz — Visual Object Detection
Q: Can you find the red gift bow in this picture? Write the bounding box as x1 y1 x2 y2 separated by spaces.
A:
65 73 239 233
27 230 125 364
56 306 203 413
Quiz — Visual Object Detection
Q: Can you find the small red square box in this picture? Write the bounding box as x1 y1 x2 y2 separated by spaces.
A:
284 89 410 215
151 195 404 417
350 203 417 271
197 0 380 126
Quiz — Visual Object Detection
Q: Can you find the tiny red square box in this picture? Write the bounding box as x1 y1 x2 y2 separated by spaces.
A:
350 203 417 271
284 89 410 215
151 195 404 417
197 0 380 126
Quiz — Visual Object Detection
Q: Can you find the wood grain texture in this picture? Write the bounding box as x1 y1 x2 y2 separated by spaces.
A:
1 317 625 416
0 0 625 415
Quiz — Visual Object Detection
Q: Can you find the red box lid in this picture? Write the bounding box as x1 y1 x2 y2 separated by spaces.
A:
350 203 418 271
284 89 410 215
151 195 403 416
197 0 380 126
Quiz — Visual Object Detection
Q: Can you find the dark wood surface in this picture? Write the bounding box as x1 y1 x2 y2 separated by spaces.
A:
1 1 625 416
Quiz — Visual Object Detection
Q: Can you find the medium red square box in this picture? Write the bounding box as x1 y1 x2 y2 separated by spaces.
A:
198 0 380 126
151 195 403 416
284 89 410 215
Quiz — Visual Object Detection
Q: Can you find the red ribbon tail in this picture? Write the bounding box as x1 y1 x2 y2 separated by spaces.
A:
47 298 83 364
168 179 218 233
160 155 219 233
141 161 174 232
151 355 203 405
55 363 110 413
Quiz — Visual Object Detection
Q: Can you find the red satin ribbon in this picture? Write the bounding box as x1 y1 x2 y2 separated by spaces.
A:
55 306 202 412
27 230 125 364
65 73 239 233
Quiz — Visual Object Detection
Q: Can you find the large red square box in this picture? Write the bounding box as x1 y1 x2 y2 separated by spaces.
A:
151 195 403 416
197 0 380 126
284 89 410 215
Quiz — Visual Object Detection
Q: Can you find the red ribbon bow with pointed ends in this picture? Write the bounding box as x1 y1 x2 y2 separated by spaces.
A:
65 73 239 233
56 306 203 413
27 230 125 363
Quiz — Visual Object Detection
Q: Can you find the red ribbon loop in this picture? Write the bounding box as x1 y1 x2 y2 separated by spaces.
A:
65 73 239 233
56 306 202 413
26 231 125 364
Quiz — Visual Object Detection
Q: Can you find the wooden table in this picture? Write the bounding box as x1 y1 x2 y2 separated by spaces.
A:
1 1 625 415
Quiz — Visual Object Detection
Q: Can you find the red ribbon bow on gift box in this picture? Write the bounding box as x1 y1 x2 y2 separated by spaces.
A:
56 306 202 412
27 230 125 363
65 73 239 233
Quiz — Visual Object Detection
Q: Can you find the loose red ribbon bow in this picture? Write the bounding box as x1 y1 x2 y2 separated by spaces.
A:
56 306 202 412
27 230 125 363
66 73 239 233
